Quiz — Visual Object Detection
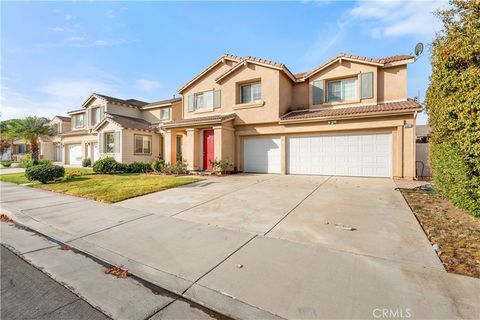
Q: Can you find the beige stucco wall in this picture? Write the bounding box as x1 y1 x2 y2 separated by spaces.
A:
40 142 55 160
120 129 161 164
377 66 407 102
105 102 142 119
291 81 309 110
181 62 282 125
61 133 97 164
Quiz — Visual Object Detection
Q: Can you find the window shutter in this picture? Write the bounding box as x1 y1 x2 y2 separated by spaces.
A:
188 95 195 112
312 80 324 105
99 133 104 153
114 131 120 153
100 106 105 120
88 109 92 126
214 90 221 109
360 72 373 99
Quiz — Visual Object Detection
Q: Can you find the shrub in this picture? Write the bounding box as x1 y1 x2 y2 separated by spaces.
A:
36 160 52 166
92 157 124 174
82 158 92 167
1 160 12 168
125 161 152 173
25 164 65 184
425 0 480 217
18 153 34 168
209 158 233 174
151 159 166 173
164 159 188 175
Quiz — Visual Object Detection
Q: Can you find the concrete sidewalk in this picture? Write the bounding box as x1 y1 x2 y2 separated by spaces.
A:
1 181 479 319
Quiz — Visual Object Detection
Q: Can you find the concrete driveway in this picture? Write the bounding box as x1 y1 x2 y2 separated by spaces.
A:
117 174 443 270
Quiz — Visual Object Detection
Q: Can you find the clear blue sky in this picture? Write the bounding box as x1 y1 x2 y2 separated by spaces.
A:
1 1 447 124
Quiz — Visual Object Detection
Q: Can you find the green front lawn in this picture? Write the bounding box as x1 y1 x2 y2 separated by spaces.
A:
1 169 200 203
0 168 94 185
36 173 200 202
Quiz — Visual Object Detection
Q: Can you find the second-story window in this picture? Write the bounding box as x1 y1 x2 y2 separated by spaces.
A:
74 114 85 128
240 82 261 104
52 123 60 134
327 78 356 103
188 90 220 112
160 108 170 120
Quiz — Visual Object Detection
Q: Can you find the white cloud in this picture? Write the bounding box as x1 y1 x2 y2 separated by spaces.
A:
106 9 115 19
135 79 161 92
66 36 85 42
350 0 447 38
65 14 72 21
50 27 73 32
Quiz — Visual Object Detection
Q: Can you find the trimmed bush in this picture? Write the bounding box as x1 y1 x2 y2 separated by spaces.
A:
82 158 92 167
164 159 188 175
151 159 166 173
425 0 480 217
25 164 65 184
36 160 52 166
92 157 124 174
125 161 152 173
1 160 12 167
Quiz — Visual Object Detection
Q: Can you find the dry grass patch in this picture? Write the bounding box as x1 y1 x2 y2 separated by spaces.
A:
401 187 480 278
0 214 13 223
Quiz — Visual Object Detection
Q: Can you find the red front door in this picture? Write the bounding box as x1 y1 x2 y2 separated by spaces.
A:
203 130 214 170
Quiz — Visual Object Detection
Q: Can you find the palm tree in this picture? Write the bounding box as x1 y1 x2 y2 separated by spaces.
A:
9 116 54 161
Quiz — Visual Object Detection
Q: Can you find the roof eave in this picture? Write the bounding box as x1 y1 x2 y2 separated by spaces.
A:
279 108 423 124
178 55 241 93
162 116 235 129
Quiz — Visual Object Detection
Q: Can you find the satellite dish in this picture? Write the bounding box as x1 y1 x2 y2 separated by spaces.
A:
414 42 424 57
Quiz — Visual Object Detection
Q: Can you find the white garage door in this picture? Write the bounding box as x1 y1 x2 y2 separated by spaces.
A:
244 137 281 173
287 133 392 177
67 144 82 165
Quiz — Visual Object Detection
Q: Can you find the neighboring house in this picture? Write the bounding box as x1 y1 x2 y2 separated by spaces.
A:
1 140 31 161
415 124 431 178
49 93 181 165
40 116 71 162
39 52 422 179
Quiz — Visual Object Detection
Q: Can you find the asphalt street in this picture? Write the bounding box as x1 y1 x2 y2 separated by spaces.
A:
0 245 109 320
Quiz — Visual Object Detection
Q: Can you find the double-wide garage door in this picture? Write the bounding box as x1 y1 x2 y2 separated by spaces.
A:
243 133 392 177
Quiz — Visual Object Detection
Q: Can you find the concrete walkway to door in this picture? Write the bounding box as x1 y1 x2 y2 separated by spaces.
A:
1 179 479 319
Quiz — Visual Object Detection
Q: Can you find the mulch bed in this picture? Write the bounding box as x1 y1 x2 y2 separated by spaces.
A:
401 187 480 278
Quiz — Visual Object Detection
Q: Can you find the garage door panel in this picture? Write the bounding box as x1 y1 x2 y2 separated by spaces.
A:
67 144 82 165
244 138 281 174
287 133 392 178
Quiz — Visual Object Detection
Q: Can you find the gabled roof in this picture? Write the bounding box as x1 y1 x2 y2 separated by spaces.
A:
93 113 157 132
163 113 236 129
81 93 149 109
178 54 242 93
280 99 422 123
53 115 71 122
298 54 415 80
142 97 182 109
215 55 297 83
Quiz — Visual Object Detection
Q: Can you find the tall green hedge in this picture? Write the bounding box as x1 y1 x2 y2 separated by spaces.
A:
425 0 480 217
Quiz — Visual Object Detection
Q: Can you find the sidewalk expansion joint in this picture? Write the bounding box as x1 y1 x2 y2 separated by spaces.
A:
181 234 258 295
263 176 332 236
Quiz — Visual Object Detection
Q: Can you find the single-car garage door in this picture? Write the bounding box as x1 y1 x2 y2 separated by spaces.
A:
67 144 82 165
287 133 392 177
244 137 281 173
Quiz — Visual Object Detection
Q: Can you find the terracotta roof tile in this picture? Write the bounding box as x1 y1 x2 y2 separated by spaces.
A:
163 113 235 127
297 53 415 79
281 100 422 122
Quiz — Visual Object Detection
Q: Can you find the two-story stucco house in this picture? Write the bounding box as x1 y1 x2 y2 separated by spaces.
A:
163 53 421 178
41 52 421 179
